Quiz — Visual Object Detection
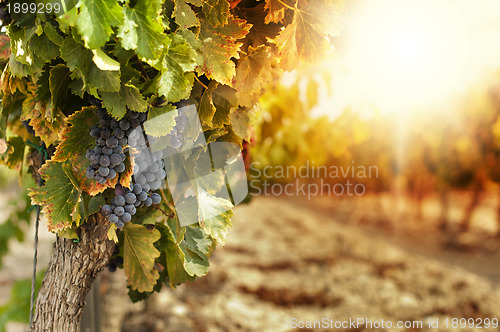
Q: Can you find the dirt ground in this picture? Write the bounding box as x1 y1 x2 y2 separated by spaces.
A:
2 194 500 332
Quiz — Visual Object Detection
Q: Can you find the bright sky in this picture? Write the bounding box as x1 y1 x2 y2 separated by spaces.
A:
317 0 500 119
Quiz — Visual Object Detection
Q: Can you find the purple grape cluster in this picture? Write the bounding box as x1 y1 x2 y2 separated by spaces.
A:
85 102 166 228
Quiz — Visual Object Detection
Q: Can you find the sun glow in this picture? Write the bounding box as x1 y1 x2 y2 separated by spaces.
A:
339 0 473 114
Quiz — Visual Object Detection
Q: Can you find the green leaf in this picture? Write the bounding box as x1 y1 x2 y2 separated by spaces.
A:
179 226 213 276
198 81 217 127
92 48 120 71
123 223 161 292
53 106 98 162
270 0 342 70
43 23 64 46
48 64 71 113
198 189 233 244
197 17 251 85
29 32 59 62
202 0 229 27
118 0 166 60
173 0 200 29
2 137 25 169
158 34 197 103
75 0 124 49
61 36 121 93
143 105 177 137
29 161 82 233
100 83 147 120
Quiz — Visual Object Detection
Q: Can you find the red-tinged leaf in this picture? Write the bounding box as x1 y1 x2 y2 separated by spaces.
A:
197 16 251 85
53 107 98 162
120 150 135 190
123 223 161 292
264 0 290 24
202 0 229 27
74 155 119 196
0 34 10 60
29 161 82 232
270 0 342 70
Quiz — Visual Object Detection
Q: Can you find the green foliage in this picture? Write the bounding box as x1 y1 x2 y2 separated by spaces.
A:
0 0 342 301
0 271 44 332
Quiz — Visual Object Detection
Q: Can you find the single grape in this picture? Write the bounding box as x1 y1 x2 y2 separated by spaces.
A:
86 167 95 179
107 168 117 179
101 205 113 216
116 220 125 229
94 146 103 154
89 126 101 138
97 137 106 146
108 213 119 223
100 128 111 139
133 200 141 207
136 174 146 185
144 197 153 207
122 212 132 222
141 183 151 192
106 136 119 148
146 172 156 183
102 147 113 156
151 193 161 204
113 146 123 154
119 119 130 131
138 161 149 172
133 183 142 194
113 128 125 139
114 195 126 206
110 153 122 166
99 155 110 167
150 181 161 191
91 162 100 169
98 166 110 177
115 163 126 173
118 137 128 146
129 111 140 119
137 191 148 201
130 118 140 128
114 206 125 216
155 170 166 180
110 119 119 129
90 153 100 164
138 113 147 122
148 163 159 173
125 192 137 204
125 204 136 215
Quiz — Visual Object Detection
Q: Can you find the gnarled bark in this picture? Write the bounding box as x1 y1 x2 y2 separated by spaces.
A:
31 214 115 332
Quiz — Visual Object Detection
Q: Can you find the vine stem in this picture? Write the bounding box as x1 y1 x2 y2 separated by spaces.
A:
194 76 208 90
277 0 296 11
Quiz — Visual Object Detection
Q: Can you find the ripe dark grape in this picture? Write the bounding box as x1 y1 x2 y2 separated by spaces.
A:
151 193 161 204
94 146 103 154
144 197 153 207
98 166 110 177
107 168 117 179
102 205 113 216
99 155 110 167
114 206 125 216
116 220 125 229
100 128 111 139
122 212 132 222
119 119 131 131
90 126 100 138
106 136 119 148
133 184 142 194
141 183 150 192
114 195 126 206
137 191 147 201
115 163 126 173
110 153 122 166
113 128 125 139
102 147 113 155
125 204 136 215
86 167 95 179
136 174 146 185
125 193 137 204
